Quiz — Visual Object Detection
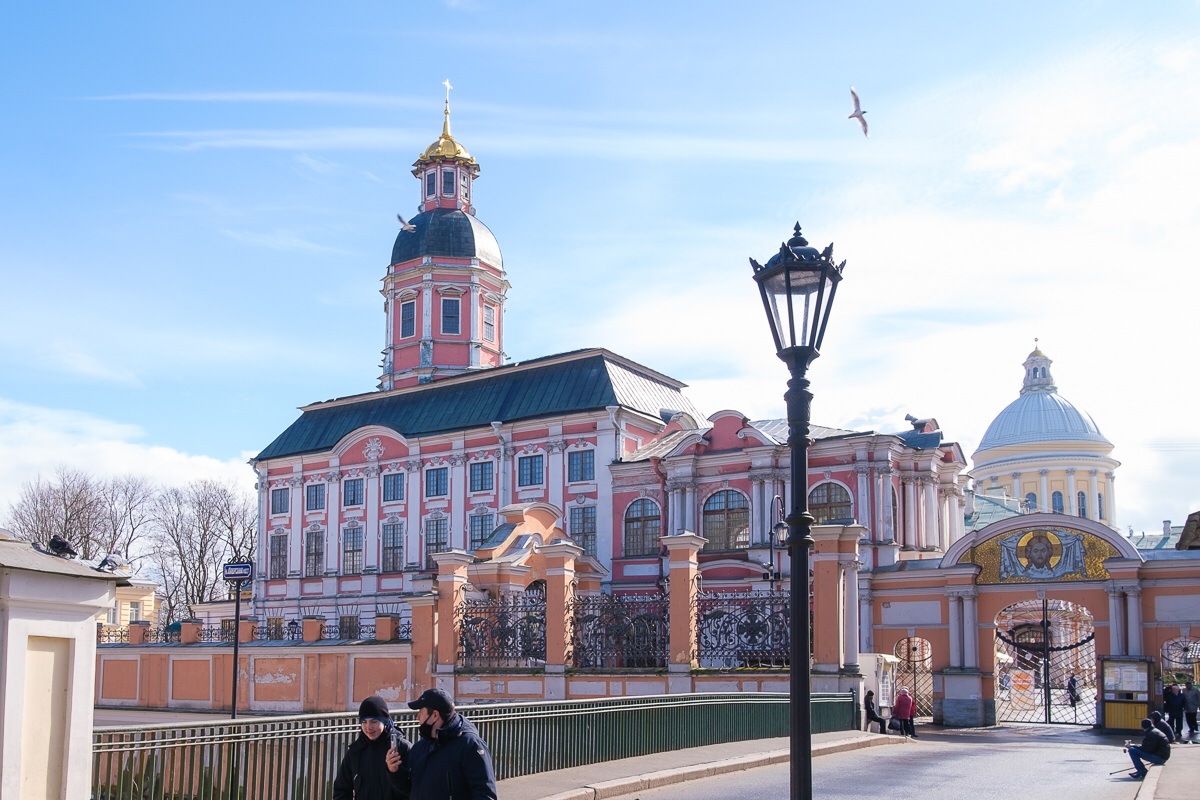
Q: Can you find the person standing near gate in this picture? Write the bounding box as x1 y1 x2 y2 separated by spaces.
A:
1164 683 1186 739
405 688 498 800
1183 680 1200 738
893 687 917 738
1066 674 1080 707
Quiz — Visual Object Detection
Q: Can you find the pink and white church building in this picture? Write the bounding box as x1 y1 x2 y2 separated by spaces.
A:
246 100 970 632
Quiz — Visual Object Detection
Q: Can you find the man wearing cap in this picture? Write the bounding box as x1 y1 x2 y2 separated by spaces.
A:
405 687 498 800
1126 717 1171 779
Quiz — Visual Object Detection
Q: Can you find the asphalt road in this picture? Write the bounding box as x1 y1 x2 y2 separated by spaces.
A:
606 725 1144 800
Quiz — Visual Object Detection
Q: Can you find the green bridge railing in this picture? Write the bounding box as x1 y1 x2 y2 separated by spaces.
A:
93 691 855 799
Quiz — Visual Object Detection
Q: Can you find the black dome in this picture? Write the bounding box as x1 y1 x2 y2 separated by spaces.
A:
391 208 503 268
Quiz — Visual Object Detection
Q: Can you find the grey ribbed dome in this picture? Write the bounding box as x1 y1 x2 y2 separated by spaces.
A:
391 208 502 268
976 391 1111 451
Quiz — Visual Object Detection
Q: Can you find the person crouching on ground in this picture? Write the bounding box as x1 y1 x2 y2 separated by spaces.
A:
1126 717 1171 779
1150 710 1176 744
406 688 498 800
334 695 410 799
863 690 888 733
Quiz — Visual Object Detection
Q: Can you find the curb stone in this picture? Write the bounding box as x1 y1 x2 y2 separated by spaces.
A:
538 735 907 800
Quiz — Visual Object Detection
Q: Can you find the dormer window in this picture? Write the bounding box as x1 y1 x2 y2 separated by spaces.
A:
425 171 436 197
442 169 455 196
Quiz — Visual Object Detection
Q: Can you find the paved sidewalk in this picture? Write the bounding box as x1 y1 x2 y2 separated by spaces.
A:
1139 735 1200 800
496 729 907 800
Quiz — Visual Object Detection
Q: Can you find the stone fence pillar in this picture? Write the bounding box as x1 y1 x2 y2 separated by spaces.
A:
663 531 705 690
302 615 325 643
128 620 149 645
433 551 474 677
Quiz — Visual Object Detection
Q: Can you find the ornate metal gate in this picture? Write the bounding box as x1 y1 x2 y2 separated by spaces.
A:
894 637 934 717
995 598 1096 725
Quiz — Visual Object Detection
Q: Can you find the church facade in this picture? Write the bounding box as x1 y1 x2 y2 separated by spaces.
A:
245 102 968 630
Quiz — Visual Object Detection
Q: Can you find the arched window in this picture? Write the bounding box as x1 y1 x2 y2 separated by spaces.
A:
809 482 853 524
702 490 750 550
623 498 661 557
1052 491 1064 514
1077 491 1087 519
1024 492 1038 512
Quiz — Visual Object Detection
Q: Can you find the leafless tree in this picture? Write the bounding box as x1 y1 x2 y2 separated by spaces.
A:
5 466 108 558
150 479 257 622
95 475 157 563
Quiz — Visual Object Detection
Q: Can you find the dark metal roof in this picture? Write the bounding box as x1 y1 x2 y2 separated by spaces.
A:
391 208 502 267
255 349 705 461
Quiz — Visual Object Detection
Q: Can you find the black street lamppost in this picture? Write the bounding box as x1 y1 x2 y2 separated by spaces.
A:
766 494 789 590
750 223 845 800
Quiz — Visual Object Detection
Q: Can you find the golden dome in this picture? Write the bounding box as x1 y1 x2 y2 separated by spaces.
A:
413 101 475 171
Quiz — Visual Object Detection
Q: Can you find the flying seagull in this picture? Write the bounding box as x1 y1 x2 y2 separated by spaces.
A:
397 214 416 232
849 87 868 138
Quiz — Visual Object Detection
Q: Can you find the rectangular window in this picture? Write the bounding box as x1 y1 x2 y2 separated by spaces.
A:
383 473 405 503
400 300 416 339
269 533 288 579
460 171 470 198
305 529 324 577
442 169 455 195
517 454 544 487
469 461 494 492
469 514 494 551
343 478 364 507
342 526 363 575
568 450 595 482
483 305 495 342
441 298 461 335
266 617 285 641
270 488 290 515
339 615 361 640
306 483 326 511
106 605 118 625
381 522 404 573
425 467 448 497
569 506 597 557
425 171 435 197
129 601 142 623
424 518 449 569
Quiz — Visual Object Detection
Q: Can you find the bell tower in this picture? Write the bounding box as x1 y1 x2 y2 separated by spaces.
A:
379 82 508 390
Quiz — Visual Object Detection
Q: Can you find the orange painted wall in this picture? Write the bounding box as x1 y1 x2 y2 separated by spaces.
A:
172 660 212 701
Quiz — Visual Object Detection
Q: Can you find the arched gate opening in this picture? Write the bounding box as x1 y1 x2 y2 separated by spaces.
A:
994 598 1095 725
894 637 933 717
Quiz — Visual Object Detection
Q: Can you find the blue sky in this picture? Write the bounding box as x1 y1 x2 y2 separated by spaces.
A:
2 1 1198 534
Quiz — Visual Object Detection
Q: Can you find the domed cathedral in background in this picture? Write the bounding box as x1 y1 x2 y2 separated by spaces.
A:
970 345 1120 530
380 89 508 390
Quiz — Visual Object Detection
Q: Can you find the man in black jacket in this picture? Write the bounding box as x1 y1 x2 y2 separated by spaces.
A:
1127 717 1171 779
405 688 498 800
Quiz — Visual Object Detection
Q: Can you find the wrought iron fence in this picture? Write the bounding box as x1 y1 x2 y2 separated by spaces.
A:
568 592 669 669
196 626 233 643
695 589 791 668
253 622 304 641
93 692 853 797
457 593 546 667
97 627 129 644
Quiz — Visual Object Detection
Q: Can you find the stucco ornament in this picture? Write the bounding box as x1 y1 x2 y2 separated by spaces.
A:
363 437 386 461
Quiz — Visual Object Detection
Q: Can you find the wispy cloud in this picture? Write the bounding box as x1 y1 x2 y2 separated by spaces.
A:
0 399 253 512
